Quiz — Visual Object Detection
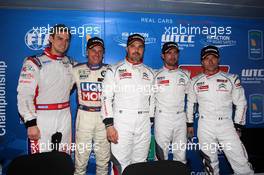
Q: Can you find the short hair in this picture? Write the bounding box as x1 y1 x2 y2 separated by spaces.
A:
49 24 71 39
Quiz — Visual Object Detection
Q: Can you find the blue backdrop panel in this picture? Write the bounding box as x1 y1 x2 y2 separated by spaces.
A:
0 9 263 174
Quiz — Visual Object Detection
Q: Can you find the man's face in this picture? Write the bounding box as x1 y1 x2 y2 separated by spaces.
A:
126 40 144 62
49 32 70 55
202 54 219 72
162 48 179 67
87 45 104 65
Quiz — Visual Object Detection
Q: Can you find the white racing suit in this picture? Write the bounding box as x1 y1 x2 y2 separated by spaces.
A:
101 59 155 174
154 67 190 163
187 71 254 175
17 48 74 153
73 63 110 175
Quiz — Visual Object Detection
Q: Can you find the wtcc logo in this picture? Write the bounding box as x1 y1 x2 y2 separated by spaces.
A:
161 26 195 50
241 69 264 84
25 28 49 50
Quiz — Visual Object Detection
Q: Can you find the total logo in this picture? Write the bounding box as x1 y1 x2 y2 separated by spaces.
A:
25 28 49 50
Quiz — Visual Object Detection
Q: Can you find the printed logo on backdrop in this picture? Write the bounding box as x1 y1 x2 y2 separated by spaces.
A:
25 28 49 50
114 32 156 47
248 30 263 60
81 24 102 57
241 69 264 84
161 24 235 50
249 94 264 124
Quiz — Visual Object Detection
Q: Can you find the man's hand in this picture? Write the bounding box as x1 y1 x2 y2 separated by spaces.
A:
236 129 242 137
106 126 119 144
234 123 243 138
27 126 40 140
187 127 194 139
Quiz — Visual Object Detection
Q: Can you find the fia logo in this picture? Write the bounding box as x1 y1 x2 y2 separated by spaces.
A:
25 28 49 50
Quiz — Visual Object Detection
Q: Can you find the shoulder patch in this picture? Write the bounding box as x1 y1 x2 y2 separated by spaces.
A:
73 62 86 68
26 55 42 69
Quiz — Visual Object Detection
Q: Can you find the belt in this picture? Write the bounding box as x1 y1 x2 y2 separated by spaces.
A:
117 110 149 114
200 116 229 120
158 109 184 114
36 101 70 110
78 104 101 112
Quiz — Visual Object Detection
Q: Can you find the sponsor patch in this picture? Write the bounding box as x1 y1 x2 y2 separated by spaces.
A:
217 83 228 92
142 72 150 80
20 72 34 79
196 82 205 86
157 76 165 80
197 85 209 92
22 65 35 72
119 72 132 79
158 79 169 85
78 69 90 79
101 70 106 77
80 82 102 101
178 78 185 85
217 79 227 83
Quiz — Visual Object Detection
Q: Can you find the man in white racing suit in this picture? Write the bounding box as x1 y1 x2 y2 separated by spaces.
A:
154 42 190 163
73 37 110 175
187 45 254 175
17 24 74 153
101 34 155 174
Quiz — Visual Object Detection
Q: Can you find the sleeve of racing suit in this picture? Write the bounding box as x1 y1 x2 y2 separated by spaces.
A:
186 79 197 127
101 66 115 127
17 58 39 128
149 70 156 119
231 74 247 126
68 57 77 87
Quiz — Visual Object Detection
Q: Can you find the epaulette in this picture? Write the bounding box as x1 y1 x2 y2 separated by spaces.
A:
26 55 42 69
73 62 86 68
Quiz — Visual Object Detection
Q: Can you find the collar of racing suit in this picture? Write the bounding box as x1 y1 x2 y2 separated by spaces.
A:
87 63 103 70
163 65 178 71
204 69 220 78
44 47 64 60
125 57 143 66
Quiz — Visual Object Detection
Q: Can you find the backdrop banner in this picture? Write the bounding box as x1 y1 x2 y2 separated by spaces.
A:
0 9 263 175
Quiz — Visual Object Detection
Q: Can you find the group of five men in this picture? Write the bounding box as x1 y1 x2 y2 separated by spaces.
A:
17 24 253 175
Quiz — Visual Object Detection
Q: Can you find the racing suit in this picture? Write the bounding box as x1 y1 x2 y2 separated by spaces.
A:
17 48 74 153
73 63 110 175
187 71 254 175
101 59 155 174
154 67 190 163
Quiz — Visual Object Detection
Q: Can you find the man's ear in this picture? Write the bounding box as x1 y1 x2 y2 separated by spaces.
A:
161 54 165 60
49 35 54 44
